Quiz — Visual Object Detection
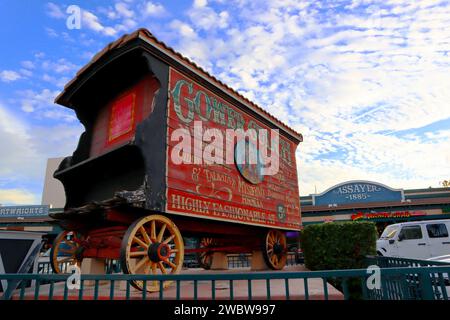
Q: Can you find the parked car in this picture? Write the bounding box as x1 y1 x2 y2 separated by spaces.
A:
377 219 450 259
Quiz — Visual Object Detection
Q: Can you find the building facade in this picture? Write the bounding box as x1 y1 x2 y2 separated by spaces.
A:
300 180 450 234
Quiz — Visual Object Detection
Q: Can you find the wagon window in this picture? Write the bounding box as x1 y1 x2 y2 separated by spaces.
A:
426 224 449 238
399 225 422 240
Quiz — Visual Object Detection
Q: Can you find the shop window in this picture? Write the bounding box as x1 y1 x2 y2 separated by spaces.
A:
399 225 422 240
426 224 449 238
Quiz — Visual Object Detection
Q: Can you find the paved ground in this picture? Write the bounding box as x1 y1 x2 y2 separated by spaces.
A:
12 265 344 300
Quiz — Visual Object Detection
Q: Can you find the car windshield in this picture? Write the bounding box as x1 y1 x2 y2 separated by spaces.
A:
380 225 399 239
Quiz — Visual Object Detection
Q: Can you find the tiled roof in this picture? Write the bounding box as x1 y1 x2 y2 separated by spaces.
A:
55 28 303 141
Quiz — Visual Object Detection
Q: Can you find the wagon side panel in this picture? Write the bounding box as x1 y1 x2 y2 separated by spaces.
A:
165 68 301 231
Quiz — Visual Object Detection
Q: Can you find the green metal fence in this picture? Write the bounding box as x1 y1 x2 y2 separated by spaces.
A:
2 265 450 301
366 255 450 268
362 256 450 300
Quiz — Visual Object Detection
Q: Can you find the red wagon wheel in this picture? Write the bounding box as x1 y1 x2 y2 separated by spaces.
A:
262 229 287 270
197 237 217 270
50 231 84 274
120 214 184 292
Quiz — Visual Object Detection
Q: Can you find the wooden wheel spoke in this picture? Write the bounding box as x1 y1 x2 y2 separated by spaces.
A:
144 260 152 273
151 221 156 242
122 215 184 292
140 226 151 244
134 257 149 273
162 258 177 269
151 262 157 275
51 231 84 274
133 236 148 249
157 261 167 274
272 254 278 265
130 250 147 257
157 224 167 242
163 234 175 244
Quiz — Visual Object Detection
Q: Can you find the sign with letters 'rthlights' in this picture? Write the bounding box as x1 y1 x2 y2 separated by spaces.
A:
0 205 50 218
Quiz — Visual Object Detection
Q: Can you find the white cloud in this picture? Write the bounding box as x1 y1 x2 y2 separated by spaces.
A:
0 189 38 205
0 103 42 185
46 2 65 19
193 0 208 8
18 88 76 122
170 20 197 38
0 70 22 82
34 52 46 59
0 103 83 205
82 10 118 36
115 2 134 18
12 0 450 199
20 69 33 77
41 58 78 75
187 2 229 30
21 61 35 69
45 27 59 38
159 0 450 194
144 2 166 16
42 73 70 88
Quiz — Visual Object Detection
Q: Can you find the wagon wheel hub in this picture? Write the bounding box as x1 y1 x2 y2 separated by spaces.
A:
273 242 283 255
148 242 171 263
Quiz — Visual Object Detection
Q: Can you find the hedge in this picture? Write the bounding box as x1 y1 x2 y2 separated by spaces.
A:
300 221 377 271
300 221 377 299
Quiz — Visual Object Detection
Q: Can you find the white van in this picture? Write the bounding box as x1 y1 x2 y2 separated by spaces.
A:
377 219 450 259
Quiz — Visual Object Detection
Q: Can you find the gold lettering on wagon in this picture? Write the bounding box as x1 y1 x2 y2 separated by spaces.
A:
171 194 211 214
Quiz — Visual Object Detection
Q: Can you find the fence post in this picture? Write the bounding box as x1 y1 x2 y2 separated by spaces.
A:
418 271 435 300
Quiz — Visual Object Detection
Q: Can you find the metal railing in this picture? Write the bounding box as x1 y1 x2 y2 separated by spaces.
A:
2 265 450 301
362 255 450 300
366 255 450 268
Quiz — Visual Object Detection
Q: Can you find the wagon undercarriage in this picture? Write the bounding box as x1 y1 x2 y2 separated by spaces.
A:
50 199 290 291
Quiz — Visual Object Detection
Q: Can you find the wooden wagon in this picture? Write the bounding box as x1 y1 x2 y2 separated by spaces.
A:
50 28 303 291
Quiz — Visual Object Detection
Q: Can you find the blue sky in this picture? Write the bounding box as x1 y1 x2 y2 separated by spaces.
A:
0 0 449 205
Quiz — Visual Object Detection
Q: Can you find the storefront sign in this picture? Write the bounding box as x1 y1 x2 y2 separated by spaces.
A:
351 210 426 221
0 205 50 218
313 181 404 206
